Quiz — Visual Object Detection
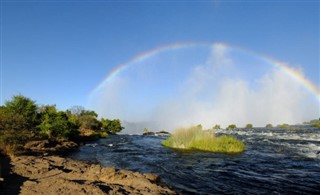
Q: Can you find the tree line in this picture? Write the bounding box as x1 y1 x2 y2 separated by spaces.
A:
0 95 124 154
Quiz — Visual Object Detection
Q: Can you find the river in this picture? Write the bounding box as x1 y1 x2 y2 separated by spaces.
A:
69 127 320 194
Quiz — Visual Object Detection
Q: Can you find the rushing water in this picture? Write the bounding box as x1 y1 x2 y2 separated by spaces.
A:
69 127 320 194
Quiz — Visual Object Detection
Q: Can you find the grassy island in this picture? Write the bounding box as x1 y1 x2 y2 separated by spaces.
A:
162 125 245 153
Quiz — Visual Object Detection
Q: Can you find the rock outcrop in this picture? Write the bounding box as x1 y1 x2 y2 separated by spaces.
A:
9 155 176 195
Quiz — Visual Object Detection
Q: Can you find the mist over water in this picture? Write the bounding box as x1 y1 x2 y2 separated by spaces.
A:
90 44 319 132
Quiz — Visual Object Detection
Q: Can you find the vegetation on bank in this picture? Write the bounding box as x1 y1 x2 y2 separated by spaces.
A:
0 95 124 155
162 125 245 153
304 119 320 128
226 124 237 130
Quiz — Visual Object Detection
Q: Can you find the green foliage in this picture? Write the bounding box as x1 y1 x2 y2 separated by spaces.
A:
213 124 221 129
78 115 101 131
4 95 38 130
101 118 124 134
226 124 237 130
277 123 290 129
162 126 244 153
0 129 31 155
38 105 79 140
303 119 320 128
67 106 101 131
312 123 320 128
245 124 253 128
0 107 29 131
98 131 108 138
0 95 122 155
266 124 273 128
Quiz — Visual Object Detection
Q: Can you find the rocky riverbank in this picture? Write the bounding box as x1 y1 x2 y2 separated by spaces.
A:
0 140 176 195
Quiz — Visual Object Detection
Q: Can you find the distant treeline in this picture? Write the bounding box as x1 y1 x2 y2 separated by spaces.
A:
0 95 124 154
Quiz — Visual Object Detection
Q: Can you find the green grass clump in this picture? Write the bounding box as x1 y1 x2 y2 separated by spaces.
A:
162 125 245 153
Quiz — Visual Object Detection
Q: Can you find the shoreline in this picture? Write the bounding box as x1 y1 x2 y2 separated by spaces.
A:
0 140 176 195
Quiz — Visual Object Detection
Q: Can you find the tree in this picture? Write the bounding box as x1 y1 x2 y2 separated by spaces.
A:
4 95 38 130
38 105 79 139
245 124 253 128
101 118 124 134
226 124 237 130
213 124 221 129
277 123 289 129
266 124 273 128
78 115 101 131
67 106 100 131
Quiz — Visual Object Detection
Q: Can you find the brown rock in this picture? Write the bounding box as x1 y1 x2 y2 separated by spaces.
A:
6 155 176 195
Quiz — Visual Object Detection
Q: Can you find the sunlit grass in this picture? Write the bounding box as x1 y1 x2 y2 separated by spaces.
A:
162 125 245 153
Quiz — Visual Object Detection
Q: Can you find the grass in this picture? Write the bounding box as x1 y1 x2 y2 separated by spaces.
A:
162 125 245 153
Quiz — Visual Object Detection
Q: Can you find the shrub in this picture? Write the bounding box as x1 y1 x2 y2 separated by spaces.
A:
265 124 273 128
277 123 290 129
312 123 320 128
162 126 244 153
213 124 221 129
226 124 237 130
245 124 253 128
101 118 124 134
0 129 31 155
38 106 79 140
98 131 108 138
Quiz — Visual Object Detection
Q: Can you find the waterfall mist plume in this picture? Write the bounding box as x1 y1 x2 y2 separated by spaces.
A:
90 44 319 133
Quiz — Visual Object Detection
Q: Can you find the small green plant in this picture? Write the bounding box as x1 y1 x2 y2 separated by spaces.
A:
162 125 244 153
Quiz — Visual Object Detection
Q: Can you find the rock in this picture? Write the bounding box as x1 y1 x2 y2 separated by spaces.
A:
143 131 155 135
7 155 176 194
24 139 78 154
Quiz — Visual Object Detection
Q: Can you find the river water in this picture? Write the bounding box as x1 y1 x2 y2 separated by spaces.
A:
69 127 320 194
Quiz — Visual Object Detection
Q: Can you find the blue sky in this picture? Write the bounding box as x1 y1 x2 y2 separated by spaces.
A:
1 1 319 111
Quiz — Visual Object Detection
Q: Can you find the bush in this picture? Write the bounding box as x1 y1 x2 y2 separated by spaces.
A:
312 123 320 128
226 124 237 130
38 105 79 140
0 129 31 155
98 131 108 138
101 118 124 134
162 125 244 153
245 124 253 128
265 124 273 128
213 124 221 129
277 123 289 129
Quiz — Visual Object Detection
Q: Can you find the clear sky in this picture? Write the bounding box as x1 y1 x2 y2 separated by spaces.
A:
1 1 319 113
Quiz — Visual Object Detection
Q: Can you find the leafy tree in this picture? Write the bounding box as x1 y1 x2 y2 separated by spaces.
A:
245 124 253 128
101 118 124 134
38 105 79 139
226 124 237 130
213 124 221 129
0 106 28 131
4 95 38 130
266 124 273 128
78 115 101 131
277 123 289 129
67 106 100 131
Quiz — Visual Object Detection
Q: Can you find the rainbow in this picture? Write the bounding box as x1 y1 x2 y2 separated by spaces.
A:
90 42 320 101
